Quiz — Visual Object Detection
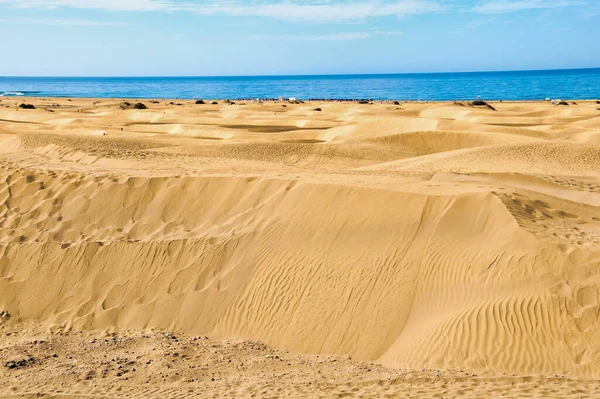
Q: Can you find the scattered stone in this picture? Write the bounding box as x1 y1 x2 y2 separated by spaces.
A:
134 103 147 110
195 100 206 104
211 101 218 105
5 357 39 370
19 103 35 109
557 101 569 106
470 100 496 111
314 108 322 112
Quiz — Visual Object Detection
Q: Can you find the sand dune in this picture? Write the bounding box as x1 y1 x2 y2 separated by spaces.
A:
1 98 600 397
363 142 600 176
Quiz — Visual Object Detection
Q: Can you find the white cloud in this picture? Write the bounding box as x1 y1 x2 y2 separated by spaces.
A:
0 0 444 22
252 32 372 41
0 0 591 19
251 30 403 41
0 0 178 12
0 17 127 26
374 30 404 36
209 1 444 22
472 0 587 14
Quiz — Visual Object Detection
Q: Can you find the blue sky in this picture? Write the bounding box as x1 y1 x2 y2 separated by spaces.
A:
0 0 599 76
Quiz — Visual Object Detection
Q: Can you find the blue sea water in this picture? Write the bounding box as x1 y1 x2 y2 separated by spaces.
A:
0 68 599 101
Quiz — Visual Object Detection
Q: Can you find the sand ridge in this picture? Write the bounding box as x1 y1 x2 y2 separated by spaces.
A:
1 97 600 397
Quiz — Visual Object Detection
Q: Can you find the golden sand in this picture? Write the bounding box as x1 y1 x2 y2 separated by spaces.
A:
1 97 599 397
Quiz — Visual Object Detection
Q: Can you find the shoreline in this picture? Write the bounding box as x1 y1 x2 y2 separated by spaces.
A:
2 96 599 104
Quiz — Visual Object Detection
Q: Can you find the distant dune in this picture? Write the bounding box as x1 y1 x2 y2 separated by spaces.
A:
1 98 600 398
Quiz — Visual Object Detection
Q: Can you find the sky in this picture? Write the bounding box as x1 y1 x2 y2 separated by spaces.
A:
0 0 599 76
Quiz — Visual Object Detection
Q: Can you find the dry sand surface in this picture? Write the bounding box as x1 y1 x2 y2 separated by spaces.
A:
0 97 600 397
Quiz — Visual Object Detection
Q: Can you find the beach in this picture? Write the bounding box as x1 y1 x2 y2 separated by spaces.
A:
1 97 600 398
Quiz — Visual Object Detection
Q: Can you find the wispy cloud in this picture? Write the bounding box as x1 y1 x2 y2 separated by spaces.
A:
252 30 403 41
0 17 127 26
206 1 444 22
0 0 177 12
252 32 372 41
0 0 445 22
450 16 497 33
373 30 404 36
471 0 588 14
0 0 593 21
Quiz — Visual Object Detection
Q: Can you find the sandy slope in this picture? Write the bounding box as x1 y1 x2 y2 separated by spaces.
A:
1 97 600 397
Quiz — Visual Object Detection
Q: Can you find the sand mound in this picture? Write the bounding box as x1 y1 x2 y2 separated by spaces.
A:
2 167 600 376
363 130 538 155
325 117 438 142
364 142 600 176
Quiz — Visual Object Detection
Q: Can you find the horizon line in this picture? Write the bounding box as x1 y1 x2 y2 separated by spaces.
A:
2 66 599 79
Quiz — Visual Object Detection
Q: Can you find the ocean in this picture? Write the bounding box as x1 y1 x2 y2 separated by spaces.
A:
1 68 599 101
